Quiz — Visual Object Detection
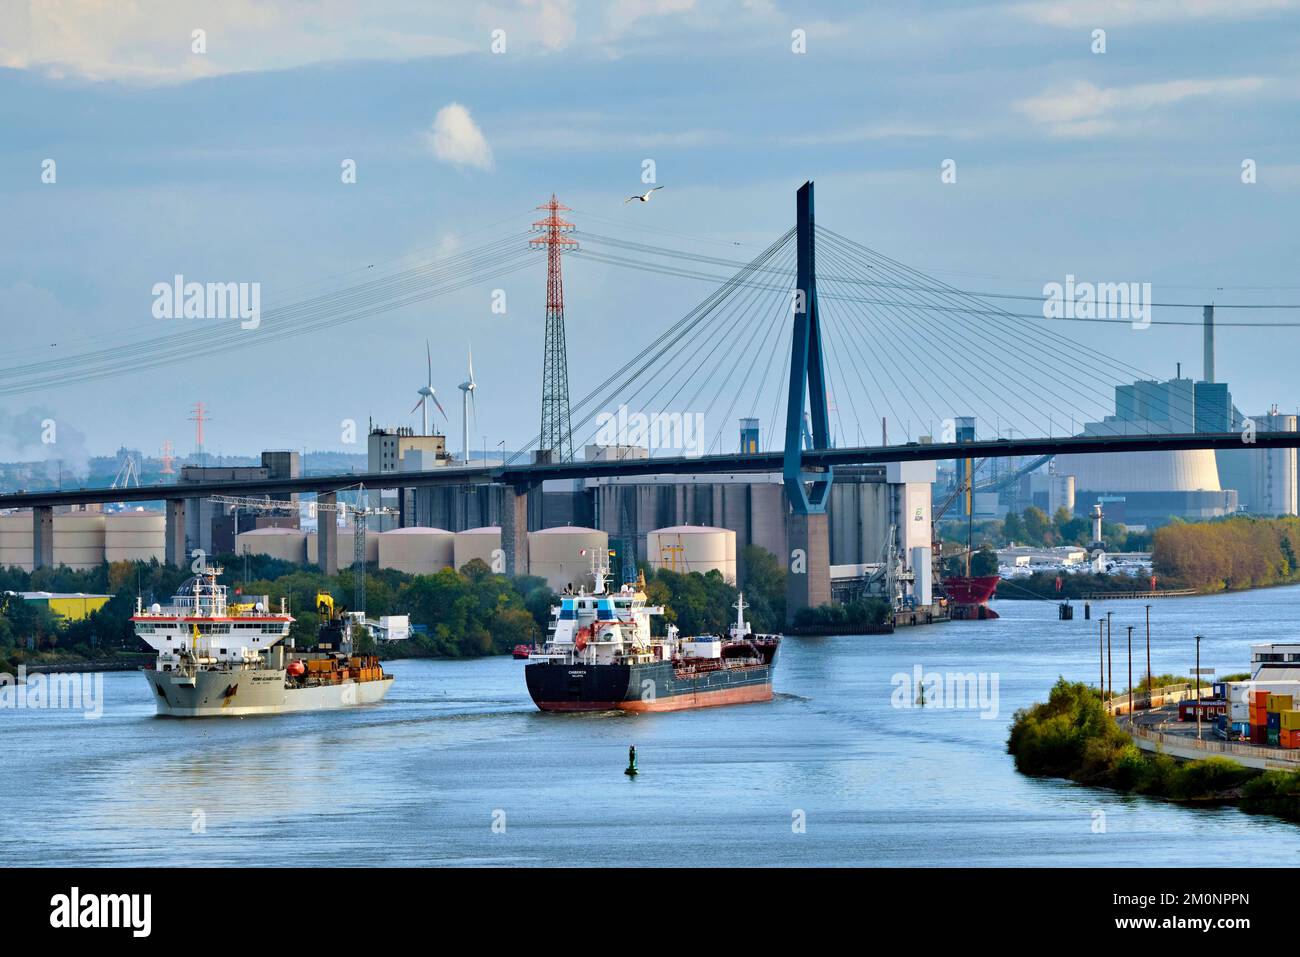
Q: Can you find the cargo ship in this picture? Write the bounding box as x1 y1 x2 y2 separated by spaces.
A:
135 568 393 717
941 574 1000 620
525 564 779 713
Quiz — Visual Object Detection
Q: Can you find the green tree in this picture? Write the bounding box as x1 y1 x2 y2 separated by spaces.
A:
739 545 785 633
1022 506 1051 546
970 544 999 577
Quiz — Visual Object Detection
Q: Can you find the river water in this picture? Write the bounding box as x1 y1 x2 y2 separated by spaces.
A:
5 586 1300 867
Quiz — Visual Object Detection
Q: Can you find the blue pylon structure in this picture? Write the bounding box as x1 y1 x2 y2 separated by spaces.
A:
783 181 834 622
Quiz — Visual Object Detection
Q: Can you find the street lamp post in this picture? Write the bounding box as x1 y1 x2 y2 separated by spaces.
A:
1195 634 1203 740
1145 604 1152 708
1099 620 1104 699
1127 625 1134 723
1106 612 1113 704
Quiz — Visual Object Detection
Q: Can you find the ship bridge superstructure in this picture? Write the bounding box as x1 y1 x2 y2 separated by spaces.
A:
133 564 293 671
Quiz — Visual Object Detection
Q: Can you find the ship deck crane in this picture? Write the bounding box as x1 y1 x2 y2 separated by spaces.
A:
932 458 989 577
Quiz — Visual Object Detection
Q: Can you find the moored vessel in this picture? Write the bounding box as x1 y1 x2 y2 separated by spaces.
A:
941 574 1000 619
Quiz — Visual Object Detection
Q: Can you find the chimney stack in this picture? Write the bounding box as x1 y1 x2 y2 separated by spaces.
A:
1203 304 1215 383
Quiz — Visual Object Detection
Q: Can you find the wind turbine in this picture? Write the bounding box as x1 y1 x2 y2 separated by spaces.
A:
411 339 446 435
457 346 476 464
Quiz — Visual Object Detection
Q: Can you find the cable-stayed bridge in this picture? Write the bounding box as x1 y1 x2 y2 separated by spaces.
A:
3 182 1298 619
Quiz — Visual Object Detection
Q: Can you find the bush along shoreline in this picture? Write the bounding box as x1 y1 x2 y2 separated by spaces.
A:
1008 678 1300 822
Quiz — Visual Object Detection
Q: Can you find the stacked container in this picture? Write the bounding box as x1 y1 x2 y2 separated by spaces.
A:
1281 711 1300 749
1263 693 1295 746
1250 689 1270 745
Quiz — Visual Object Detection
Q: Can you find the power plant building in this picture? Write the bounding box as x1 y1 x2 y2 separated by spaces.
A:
1218 411 1299 517
1055 375 1238 527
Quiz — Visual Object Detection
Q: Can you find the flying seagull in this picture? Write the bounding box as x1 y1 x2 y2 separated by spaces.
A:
624 186 664 204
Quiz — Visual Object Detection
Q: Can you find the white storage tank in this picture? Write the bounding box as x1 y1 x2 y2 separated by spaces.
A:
104 511 165 564
306 528 378 568
528 526 609 593
0 512 34 572
378 527 454 575
235 526 307 563
646 525 736 582
53 513 106 570
454 526 502 572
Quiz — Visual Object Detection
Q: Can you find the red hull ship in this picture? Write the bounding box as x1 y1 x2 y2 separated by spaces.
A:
942 575 1000 620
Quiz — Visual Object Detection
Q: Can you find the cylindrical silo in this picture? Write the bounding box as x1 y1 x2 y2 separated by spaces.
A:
235 526 307 563
104 511 165 564
0 512 34 572
528 526 609 593
454 526 502 572
307 528 379 568
646 525 737 582
378 527 454 575
53 513 106 570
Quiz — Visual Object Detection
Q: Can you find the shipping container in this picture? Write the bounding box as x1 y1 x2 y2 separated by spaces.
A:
1283 711 1300 731
1269 693 1295 712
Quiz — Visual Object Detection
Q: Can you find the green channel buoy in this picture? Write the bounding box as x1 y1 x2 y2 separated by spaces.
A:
625 745 638 777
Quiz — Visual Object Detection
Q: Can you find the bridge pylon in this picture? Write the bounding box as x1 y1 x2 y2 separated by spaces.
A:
783 181 833 624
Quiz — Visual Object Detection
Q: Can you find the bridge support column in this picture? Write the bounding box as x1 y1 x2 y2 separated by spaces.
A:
786 511 830 625
165 499 186 568
32 506 53 570
781 181 834 626
500 484 529 577
318 492 338 576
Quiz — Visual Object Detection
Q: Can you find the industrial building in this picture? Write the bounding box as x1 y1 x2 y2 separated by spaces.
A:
367 423 454 528
1054 374 1239 527
377 526 454 575
234 526 306 563
528 526 609 593
306 527 378 568
5 591 111 621
1217 409 1299 517
646 525 737 582
452 525 502 571
181 450 302 554
0 507 166 571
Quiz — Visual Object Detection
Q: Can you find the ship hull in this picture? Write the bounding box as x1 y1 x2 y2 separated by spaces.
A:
145 668 393 717
525 659 773 713
942 575 1000 605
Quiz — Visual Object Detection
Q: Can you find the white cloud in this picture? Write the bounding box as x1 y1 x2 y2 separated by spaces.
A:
0 0 779 82
425 103 495 170
522 0 578 50
604 0 696 34
1015 77 1269 137
0 1 475 84
1012 0 1297 28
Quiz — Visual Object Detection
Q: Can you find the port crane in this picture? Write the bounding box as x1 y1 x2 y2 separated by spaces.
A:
207 486 393 614
932 458 990 577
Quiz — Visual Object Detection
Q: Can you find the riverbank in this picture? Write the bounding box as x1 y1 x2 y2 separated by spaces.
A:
996 571 1300 602
2 649 151 675
1008 678 1300 823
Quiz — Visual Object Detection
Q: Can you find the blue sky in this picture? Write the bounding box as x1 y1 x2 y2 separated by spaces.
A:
1 0 1298 468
